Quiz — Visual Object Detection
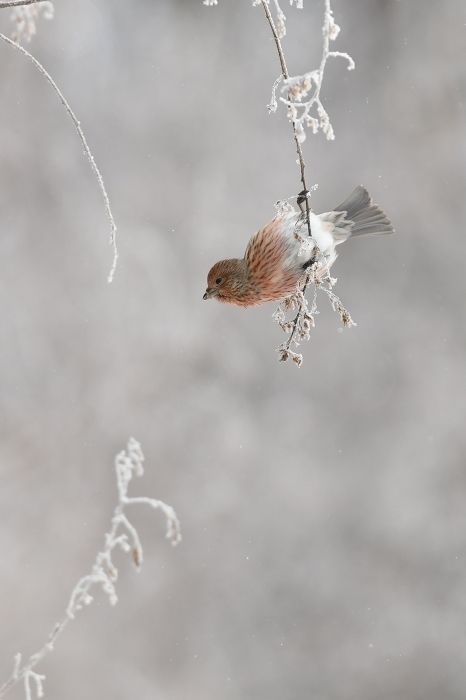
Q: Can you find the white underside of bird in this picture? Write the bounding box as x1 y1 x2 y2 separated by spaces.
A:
279 209 342 272
279 185 394 277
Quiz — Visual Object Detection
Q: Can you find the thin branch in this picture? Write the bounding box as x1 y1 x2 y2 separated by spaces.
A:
261 0 355 366
0 438 181 700
279 0 355 141
262 1 288 78
0 33 119 283
204 1 355 364
261 1 310 213
0 0 48 7
261 0 314 362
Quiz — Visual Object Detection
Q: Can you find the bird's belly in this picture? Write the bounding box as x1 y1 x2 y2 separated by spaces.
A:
281 212 334 271
300 212 335 256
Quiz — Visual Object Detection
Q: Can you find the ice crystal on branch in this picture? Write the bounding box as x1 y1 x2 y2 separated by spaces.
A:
0 438 180 700
272 0 286 38
284 71 319 101
267 74 282 113
328 12 340 40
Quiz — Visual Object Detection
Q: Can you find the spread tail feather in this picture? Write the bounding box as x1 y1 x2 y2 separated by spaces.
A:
334 185 394 238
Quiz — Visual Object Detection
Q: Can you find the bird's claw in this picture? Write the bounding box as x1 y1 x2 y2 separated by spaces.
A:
297 189 310 213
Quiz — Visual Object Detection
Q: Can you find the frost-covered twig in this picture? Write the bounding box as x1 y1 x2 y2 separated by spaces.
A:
277 0 355 143
233 0 354 142
260 0 355 366
0 438 181 700
0 32 119 282
0 0 49 7
260 2 313 246
274 258 356 367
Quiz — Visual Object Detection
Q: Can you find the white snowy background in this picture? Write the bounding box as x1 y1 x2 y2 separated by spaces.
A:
1 1 466 699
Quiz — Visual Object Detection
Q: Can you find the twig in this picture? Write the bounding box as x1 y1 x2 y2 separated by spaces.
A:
204 0 355 364
261 1 310 226
279 0 354 141
261 0 314 364
0 33 119 282
0 438 181 700
0 0 48 7
260 0 355 366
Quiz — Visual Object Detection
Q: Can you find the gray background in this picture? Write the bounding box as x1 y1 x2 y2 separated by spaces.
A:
1 1 466 698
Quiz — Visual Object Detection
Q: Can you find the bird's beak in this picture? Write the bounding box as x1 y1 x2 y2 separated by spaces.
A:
203 288 217 300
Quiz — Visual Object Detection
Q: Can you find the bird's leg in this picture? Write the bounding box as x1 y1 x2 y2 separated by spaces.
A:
297 189 310 214
302 246 320 271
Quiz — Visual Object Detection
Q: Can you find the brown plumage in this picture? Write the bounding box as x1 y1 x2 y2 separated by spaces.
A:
203 186 394 307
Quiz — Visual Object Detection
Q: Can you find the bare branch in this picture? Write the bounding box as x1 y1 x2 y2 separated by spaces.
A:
0 33 119 282
260 1 312 231
0 0 49 7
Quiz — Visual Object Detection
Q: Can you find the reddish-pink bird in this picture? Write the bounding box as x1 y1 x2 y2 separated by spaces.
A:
203 185 393 307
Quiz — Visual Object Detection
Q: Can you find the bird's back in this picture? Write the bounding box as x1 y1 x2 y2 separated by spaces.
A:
244 213 305 303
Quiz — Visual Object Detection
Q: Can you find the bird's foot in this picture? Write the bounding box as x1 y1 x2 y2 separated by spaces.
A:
297 189 310 214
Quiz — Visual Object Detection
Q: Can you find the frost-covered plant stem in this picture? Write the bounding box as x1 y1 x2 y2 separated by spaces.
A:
275 263 356 366
261 1 310 226
279 0 355 142
259 0 355 366
206 0 355 364
0 31 119 282
0 438 181 700
0 0 47 7
261 1 318 366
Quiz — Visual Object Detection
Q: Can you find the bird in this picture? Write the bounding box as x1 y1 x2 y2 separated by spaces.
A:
203 185 394 307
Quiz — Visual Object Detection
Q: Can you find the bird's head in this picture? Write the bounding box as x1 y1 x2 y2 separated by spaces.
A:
203 258 255 306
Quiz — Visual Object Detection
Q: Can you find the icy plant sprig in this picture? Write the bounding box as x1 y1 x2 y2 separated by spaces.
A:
273 284 317 368
0 438 181 700
0 10 119 283
8 1 53 43
251 0 354 141
245 0 354 142
280 0 355 143
205 0 355 366
273 246 356 367
260 1 355 365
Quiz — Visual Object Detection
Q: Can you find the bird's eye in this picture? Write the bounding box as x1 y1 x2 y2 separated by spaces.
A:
215 277 223 285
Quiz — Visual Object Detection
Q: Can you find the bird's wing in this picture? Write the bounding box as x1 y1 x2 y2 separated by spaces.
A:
318 210 353 244
245 217 289 282
244 215 301 301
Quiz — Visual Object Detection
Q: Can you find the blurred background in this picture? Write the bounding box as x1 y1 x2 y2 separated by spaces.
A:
1 1 466 698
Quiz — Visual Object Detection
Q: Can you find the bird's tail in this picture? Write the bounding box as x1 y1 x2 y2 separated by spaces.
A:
334 185 394 238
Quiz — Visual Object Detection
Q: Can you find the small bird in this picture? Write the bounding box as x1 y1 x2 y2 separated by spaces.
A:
203 185 394 307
